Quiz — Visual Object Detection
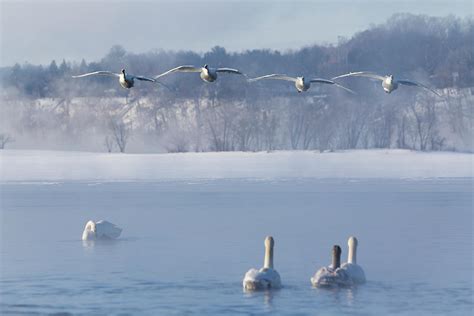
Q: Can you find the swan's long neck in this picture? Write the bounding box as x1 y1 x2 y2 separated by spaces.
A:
82 220 96 240
332 245 341 269
264 236 274 269
348 236 358 264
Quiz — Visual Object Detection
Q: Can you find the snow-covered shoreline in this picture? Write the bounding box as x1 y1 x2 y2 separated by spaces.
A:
0 149 472 182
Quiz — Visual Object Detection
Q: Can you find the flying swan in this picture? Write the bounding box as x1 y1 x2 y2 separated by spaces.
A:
340 236 366 284
82 220 122 241
248 74 355 94
243 236 282 291
72 69 166 89
332 71 441 96
311 245 352 288
154 64 245 83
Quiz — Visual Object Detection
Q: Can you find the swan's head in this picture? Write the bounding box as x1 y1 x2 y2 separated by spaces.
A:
264 236 274 249
348 236 358 248
121 69 126 75
82 220 96 241
203 64 209 70
387 74 394 83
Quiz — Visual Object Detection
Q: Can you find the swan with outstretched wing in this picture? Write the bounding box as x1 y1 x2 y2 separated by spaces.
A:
332 71 440 96
248 74 355 94
155 64 245 83
73 69 168 89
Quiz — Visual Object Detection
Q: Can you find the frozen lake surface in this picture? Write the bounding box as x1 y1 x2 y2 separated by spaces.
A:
0 178 472 315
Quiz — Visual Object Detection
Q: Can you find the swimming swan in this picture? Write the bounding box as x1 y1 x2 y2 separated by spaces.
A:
243 236 282 291
340 236 366 284
332 71 441 96
72 69 166 89
154 64 245 83
248 74 355 94
82 220 122 241
311 245 352 288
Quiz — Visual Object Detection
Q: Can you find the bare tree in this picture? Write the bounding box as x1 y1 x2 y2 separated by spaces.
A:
339 100 369 149
0 133 14 149
396 114 410 149
260 109 279 151
205 102 237 152
104 135 114 153
408 96 438 151
445 88 473 149
372 105 396 148
165 131 190 153
109 120 130 153
288 101 308 150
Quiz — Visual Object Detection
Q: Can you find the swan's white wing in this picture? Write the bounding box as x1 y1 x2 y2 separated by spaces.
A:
332 71 385 81
311 266 330 286
72 71 119 78
215 68 244 75
398 79 441 97
341 263 366 284
310 78 357 94
311 266 352 287
132 75 156 83
95 220 122 239
154 65 201 79
334 83 357 94
248 74 297 83
153 80 175 91
309 78 336 85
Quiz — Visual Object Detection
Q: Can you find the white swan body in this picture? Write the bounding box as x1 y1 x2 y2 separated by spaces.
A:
243 236 281 291
155 64 245 83
332 71 441 96
340 236 366 284
311 266 351 288
248 74 355 94
82 220 122 241
72 69 166 89
311 245 352 288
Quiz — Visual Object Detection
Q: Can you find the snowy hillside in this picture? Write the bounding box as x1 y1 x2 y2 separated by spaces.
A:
0 149 472 182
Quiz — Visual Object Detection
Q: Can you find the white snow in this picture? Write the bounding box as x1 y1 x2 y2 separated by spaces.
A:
0 149 472 182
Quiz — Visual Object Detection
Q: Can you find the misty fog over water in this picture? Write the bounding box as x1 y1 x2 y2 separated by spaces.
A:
0 14 472 153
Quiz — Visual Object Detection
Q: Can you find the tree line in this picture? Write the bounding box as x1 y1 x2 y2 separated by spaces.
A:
0 14 472 152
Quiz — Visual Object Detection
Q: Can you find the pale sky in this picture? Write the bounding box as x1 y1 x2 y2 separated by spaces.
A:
0 0 472 66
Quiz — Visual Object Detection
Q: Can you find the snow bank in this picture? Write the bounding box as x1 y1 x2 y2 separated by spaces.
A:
0 149 472 182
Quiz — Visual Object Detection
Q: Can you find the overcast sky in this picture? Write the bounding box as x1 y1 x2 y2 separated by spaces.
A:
0 0 472 66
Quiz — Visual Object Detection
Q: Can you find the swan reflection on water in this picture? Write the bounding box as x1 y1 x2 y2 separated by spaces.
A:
243 287 277 310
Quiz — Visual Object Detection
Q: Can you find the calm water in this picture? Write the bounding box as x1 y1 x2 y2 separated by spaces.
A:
0 179 472 315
